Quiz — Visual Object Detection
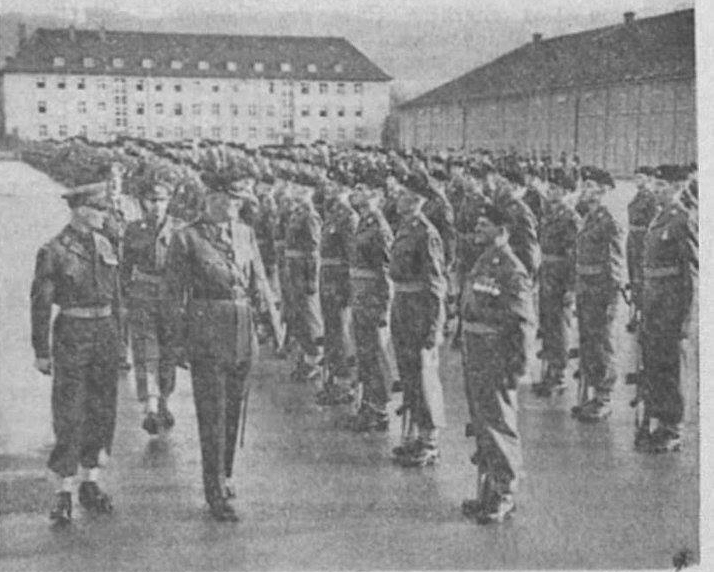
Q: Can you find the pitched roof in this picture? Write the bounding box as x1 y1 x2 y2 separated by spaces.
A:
3 28 391 82
400 8 694 109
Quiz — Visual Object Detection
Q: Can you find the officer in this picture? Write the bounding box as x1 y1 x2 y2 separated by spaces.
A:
316 185 359 405
625 167 657 332
639 165 697 452
460 204 534 524
349 185 395 432
31 182 121 524
390 173 447 467
532 169 580 396
572 167 624 421
122 173 183 434
285 185 325 384
164 181 276 522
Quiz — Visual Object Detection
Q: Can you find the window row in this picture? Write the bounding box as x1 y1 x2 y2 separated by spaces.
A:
35 77 365 95
51 56 346 75
37 124 366 141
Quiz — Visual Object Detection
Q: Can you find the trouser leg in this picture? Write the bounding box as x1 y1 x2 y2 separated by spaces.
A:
224 362 250 480
643 328 684 428
80 350 119 468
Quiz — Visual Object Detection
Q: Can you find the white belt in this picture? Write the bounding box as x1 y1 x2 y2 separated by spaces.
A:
62 305 112 318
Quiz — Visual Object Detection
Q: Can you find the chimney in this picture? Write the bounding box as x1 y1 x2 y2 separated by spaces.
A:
624 11 635 26
99 24 106 43
69 24 76 42
18 23 27 49
533 33 543 45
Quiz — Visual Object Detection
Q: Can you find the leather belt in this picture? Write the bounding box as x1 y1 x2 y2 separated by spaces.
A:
542 254 568 263
629 225 648 232
62 305 112 318
393 281 423 293
321 257 347 266
576 264 605 276
462 321 500 336
350 268 379 280
644 266 680 279
132 267 162 284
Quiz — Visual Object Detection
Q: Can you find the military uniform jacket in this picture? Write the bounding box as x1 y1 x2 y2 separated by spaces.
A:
321 201 358 302
460 242 534 388
422 193 456 269
628 188 657 230
389 213 447 331
31 225 121 359
254 204 278 268
164 219 265 363
539 198 580 291
286 205 322 293
454 192 490 276
575 204 624 291
350 207 394 317
642 202 697 328
497 195 541 280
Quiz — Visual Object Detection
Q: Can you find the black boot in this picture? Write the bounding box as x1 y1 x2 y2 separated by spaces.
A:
49 492 72 524
209 499 239 522
78 481 113 514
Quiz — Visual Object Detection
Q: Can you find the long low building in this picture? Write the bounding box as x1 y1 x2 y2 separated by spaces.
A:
0 26 392 146
398 9 695 175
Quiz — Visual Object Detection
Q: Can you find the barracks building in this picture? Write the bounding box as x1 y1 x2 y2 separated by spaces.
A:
0 26 392 146
398 9 696 176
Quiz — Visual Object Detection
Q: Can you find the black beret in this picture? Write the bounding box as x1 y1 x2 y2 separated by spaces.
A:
634 166 654 176
653 164 688 182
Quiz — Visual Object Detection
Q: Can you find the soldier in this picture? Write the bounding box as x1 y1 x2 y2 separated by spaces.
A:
638 165 697 452
164 182 276 522
532 170 580 396
122 174 183 435
285 186 325 384
572 167 624 422
390 173 447 467
349 185 395 431
31 182 122 524
274 186 297 351
625 167 657 332
459 204 534 524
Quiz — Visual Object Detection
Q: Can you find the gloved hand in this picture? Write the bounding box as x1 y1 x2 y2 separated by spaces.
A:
34 357 52 375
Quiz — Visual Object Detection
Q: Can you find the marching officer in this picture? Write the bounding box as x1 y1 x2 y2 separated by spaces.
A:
32 182 122 524
625 167 657 331
572 167 624 421
639 165 697 452
164 181 277 522
349 185 395 431
459 204 534 524
390 173 448 467
532 170 580 396
122 174 183 434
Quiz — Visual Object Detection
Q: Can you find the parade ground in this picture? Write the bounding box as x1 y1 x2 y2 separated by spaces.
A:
0 161 699 570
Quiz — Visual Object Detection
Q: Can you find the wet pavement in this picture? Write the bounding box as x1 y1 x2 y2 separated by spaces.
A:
0 162 699 570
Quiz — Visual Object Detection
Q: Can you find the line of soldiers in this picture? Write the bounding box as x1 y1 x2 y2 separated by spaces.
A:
27 135 697 526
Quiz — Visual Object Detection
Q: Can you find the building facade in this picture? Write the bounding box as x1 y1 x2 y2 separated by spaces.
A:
1 27 391 146
398 9 696 175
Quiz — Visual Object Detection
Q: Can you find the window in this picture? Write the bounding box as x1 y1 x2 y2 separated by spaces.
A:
334 63 344 73
136 80 144 92
211 103 220 116
36 77 46 88
198 61 210 71
319 107 328 118
319 127 328 140
230 104 238 116
355 127 365 140
268 82 275 94
99 124 108 135
175 126 184 139
37 101 47 114
156 127 164 139
337 83 346 95
300 127 310 140
282 119 291 130
97 79 107 90
337 106 345 118
193 126 202 138
112 57 124 68
337 127 346 140
267 127 277 140
174 103 183 116
212 84 219 93
355 107 363 118
136 103 145 115
211 126 221 139
300 106 310 117
59 124 68 137
354 82 363 95
155 83 163 92
266 105 276 117
77 78 86 90
79 125 88 137
155 103 164 114
174 83 182 92
142 58 153 69
83 57 94 68
98 101 107 111
300 82 310 95
248 127 257 139
254 62 264 73
280 62 291 72
248 104 258 117
319 83 328 94
57 79 66 89
171 60 183 70
231 126 239 139
192 103 201 116
53 57 65 67
77 101 87 114
136 125 145 138
307 63 317 73
227 61 237 72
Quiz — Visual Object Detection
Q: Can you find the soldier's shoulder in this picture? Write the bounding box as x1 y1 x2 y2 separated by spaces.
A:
44 225 74 254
